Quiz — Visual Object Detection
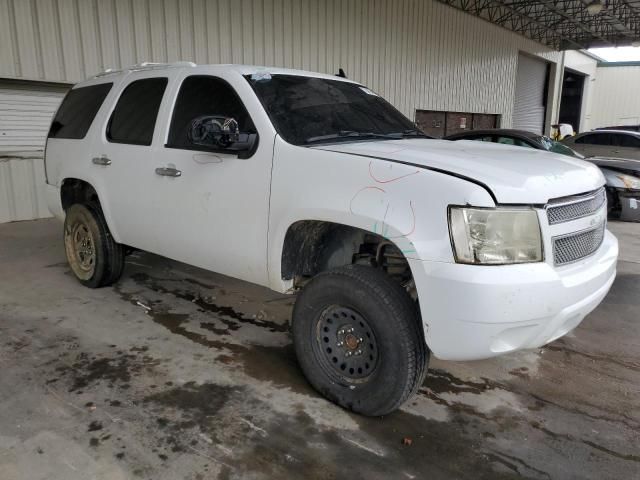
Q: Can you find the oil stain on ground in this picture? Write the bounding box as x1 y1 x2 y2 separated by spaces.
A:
114 276 314 396
52 348 162 393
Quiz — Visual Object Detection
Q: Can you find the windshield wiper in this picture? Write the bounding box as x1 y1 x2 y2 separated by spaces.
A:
305 130 403 144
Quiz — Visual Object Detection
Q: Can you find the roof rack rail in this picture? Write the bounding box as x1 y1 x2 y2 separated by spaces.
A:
92 61 196 78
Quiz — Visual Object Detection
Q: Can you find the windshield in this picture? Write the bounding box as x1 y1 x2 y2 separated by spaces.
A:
245 74 426 145
540 136 584 159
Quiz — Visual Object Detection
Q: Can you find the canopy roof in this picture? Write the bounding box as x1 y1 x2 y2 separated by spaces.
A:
437 1 640 49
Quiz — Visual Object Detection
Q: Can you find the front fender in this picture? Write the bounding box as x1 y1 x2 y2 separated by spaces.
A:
266 138 495 291
599 167 634 189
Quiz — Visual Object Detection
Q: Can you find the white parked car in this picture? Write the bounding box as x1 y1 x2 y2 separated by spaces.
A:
44 63 618 416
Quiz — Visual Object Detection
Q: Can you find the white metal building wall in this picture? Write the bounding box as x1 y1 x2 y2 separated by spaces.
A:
589 65 640 128
0 0 560 123
0 0 562 223
0 81 68 223
0 81 68 152
0 152 53 223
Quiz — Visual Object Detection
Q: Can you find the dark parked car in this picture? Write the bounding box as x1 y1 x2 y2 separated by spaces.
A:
445 128 580 156
445 129 640 222
597 125 640 132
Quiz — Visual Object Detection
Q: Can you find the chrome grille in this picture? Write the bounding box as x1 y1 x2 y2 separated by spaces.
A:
547 188 606 225
553 222 605 266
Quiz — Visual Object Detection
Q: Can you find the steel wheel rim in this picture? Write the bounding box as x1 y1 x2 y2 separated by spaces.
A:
68 221 96 274
313 305 379 384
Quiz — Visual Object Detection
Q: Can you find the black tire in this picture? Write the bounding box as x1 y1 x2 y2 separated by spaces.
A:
63 203 124 288
292 264 429 416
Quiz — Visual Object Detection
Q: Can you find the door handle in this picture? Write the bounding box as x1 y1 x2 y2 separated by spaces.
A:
92 156 112 166
155 167 182 177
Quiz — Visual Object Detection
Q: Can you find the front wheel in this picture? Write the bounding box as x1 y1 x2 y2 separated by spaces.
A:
292 264 429 416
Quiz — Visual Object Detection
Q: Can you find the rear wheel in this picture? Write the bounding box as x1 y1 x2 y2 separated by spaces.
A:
292 264 429 416
64 203 124 288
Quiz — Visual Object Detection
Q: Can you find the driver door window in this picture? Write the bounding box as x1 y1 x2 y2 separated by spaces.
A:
576 133 611 157
496 136 533 148
167 76 255 150
497 136 516 145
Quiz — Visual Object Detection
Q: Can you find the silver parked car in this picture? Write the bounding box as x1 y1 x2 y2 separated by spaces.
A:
446 129 640 222
562 130 640 161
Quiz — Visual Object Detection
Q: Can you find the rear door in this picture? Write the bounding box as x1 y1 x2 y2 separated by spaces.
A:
609 133 640 160
92 73 169 253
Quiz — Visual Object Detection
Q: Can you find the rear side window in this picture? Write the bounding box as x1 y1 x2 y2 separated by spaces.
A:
48 83 112 139
167 75 255 149
614 134 640 148
576 133 610 145
107 78 168 145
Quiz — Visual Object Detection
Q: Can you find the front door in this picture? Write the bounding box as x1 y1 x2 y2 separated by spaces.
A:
151 74 273 286
577 132 615 158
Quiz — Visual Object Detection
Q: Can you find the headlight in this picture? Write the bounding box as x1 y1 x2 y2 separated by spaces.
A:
449 207 543 264
615 174 640 190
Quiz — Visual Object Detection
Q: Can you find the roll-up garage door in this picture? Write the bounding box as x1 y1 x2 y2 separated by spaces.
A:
512 54 548 135
0 80 68 152
0 80 68 223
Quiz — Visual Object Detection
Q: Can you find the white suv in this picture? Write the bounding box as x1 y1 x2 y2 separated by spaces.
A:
44 63 618 416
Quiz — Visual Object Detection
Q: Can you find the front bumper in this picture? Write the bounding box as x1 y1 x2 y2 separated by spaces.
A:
409 230 618 361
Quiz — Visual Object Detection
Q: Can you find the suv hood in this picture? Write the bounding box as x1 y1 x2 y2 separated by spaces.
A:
313 139 604 204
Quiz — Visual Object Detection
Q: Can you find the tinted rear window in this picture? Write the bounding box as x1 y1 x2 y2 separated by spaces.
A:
48 83 112 139
107 78 168 145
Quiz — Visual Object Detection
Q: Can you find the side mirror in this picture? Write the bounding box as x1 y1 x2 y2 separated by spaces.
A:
188 115 258 158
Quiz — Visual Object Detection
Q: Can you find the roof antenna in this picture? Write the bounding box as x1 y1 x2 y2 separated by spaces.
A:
336 68 347 78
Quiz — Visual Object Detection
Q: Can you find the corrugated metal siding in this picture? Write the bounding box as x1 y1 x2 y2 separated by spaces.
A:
0 82 68 152
0 81 67 223
590 66 640 128
0 154 51 223
0 0 560 125
0 0 563 224
513 54 548 135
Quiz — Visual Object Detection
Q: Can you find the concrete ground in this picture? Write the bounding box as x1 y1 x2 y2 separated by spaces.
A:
0 219 638 480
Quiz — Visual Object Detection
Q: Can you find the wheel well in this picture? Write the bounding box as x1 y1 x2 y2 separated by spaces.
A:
61 179 101 211
281 220 415 295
